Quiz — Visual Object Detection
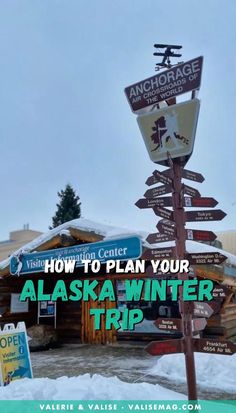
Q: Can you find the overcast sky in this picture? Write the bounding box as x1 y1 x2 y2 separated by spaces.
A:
0 0 235 240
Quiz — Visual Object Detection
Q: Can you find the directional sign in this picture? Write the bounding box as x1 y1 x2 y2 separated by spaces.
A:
146 232 175 244
193 302 214 318
183 184 201 198
187 252 227 266
212 285 228 299
182 169 205 183
145 339 183 356
153 170 172 186
145 169 171 186
183 197 218 208
125 56 203 112
154 318 182 332
192 318 207 332
143 247 175 260
193 338 236 355
153 206 174 221
135 197 173 209
185 229 217 242
144 185 172 198
185 209 226 222
137 99 200 164
10 236 142 276
157 220 176 237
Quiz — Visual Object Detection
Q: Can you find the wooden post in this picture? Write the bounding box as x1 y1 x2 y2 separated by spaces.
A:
171 157 198 401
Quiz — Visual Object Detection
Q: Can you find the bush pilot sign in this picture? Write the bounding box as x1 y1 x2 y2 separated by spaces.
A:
137 99 200 164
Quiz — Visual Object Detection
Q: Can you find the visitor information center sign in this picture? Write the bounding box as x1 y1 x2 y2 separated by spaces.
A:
10 236 142 275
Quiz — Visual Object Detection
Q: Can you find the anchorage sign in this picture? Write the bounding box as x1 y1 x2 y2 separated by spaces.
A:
125 56 203 112
10 236 142 275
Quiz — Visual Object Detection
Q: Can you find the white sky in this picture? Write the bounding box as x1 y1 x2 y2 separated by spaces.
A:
0 0 235 240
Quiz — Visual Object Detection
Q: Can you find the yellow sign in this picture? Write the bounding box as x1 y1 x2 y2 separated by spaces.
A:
0 322 33 386
137 99 200 164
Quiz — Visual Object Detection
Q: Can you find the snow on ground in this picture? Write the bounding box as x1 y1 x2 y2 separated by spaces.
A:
0 374 186 400
150 353 236 393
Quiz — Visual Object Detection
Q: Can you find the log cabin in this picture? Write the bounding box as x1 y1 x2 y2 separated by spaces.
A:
0 218 236 345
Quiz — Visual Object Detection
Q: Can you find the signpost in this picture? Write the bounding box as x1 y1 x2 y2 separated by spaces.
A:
185 209 226 222
10 236 142 276
146 232 175 244
154 318 182 331
144 184 172 198
126 45 229 401
124 56 203 112
135 196 173 209
145 339 183 356
153 206 174 221
187 252 227 266
157 220 176 237
193 302 214 318
183 184 201 198
185 229 217 242
193 338 236 355
182 169 205 183
155 317 207 332
183 197 218 208
142 246 175 260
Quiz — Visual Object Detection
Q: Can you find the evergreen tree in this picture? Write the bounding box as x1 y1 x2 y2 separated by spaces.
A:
50 184 81 229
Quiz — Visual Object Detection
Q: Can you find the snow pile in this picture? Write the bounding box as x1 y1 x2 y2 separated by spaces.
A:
150 353 236 393
0 373 186 400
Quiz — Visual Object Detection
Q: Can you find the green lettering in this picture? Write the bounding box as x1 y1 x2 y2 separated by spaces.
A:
51 280 68 301
69 280 83 301
38 280 51 301
20 280 36 301
198 280 213 301
99 280 115 301
106 309 121 330
83 280 98 301
183 280 198 300
125 280 144 301
90 309 105 329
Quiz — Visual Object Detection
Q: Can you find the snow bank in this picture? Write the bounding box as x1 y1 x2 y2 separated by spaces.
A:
150 353 236 393
0 373 185 400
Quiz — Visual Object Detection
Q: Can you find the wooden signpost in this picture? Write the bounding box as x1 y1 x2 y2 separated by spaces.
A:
126 44 231 401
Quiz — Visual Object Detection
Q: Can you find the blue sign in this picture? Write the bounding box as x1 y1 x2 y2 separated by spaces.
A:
10 236 142 275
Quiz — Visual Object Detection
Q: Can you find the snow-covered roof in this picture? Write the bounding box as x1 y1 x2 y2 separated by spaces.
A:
1 217 236 272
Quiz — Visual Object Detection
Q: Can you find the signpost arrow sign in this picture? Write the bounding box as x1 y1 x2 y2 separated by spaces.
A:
145 339 184 356
154 318 182 332
125 56 203 112
193 338 236 355
144 185 172 198
183 197 218 208
146 232 175 244
187 252 228 266
185 209 226 222
182 169 205 183
192 318 207 332
153 170 172 186
142 246 175 260
193 302 214 318
185 229 217 242
153 206 174 221
157 220 176 237
135 197 173 209
145 169 171 186
183 184 201 198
